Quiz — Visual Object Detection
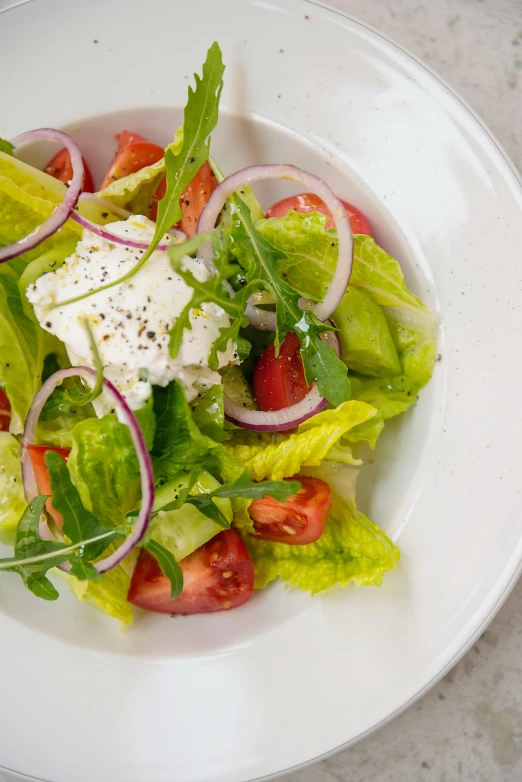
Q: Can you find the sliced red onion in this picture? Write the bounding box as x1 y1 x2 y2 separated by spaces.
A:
0 129 84 264
21 367 154 574
197 163 353 327
70 211 186 250
224 387 327 432
224 322 341 432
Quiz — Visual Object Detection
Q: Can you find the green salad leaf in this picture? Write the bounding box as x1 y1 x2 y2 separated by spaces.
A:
141 539 183 599
154 42 224 249
67 415 141 527
61 547 137 627
0 258 47 429
0 496 76 600
225 400 376 480
45 451 114 561
0 150 82 261
185 471 300 528
0 138 14 157
0 433 28 542
151 380 220 484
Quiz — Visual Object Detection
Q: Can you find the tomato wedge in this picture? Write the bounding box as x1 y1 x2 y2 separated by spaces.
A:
253 331 311 412
128 529 254 615
150 161 218 235
249 477 331 544
44 148 95 192
26 444 70 529
265 192 371 236
100 130 164 190
0 389 10 432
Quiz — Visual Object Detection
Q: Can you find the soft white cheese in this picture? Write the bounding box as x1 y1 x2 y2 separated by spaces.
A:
27 215 238 408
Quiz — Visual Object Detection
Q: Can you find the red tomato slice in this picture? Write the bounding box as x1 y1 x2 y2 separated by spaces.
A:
0 389 10 432
253 331 311 412
26 444 71 530
265 192 371 236
100 130 164 190
44 148 95 193
249 477 331 544
150 161 218 235
128 529 254 615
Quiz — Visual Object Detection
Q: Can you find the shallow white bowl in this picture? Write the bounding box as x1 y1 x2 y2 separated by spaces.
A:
0 1 521 780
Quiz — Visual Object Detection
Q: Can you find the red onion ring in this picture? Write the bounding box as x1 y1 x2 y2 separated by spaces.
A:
21 367 154 574
224 328 341 431
70 211 186 250
0 129 84 264
224 388 328 432
197 163 353 329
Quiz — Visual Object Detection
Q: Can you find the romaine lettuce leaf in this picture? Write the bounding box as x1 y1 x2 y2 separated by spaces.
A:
62 547 137 627
67 415 141 527
0 150 127 264
0 150 81 260
248 464 399 593
0 432 26 542
0 258 47 429
225 400 376 481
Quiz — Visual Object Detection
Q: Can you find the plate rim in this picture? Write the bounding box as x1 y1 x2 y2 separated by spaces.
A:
0 1 521 781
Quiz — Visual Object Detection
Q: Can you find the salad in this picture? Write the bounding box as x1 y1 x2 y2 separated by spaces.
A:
0 43 436 626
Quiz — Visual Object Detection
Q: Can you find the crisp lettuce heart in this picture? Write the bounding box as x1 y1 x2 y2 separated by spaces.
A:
61 547 137 628
225 400 376 480
0 432 26 542
67 415 141 528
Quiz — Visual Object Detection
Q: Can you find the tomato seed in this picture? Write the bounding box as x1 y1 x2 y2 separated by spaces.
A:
222 570 233 578
281 524 297 535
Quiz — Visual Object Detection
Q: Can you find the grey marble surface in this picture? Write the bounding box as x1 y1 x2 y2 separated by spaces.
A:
282 2 522 781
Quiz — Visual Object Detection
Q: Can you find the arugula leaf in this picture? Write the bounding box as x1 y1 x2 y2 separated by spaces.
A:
69 556 100 582
154 42 224 248
151 381 220 484
51 42 225 310
0 509 123 599
186 471 300 528
0 496 69 600
169 227 260 368
0 138 14 157
141 539 183 599
45 450 114 561
230 194 351 407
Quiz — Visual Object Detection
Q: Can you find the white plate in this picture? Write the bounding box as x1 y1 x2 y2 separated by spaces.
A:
1 1 522 780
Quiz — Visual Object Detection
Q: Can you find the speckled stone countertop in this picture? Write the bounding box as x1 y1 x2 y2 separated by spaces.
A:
282 1 522 781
